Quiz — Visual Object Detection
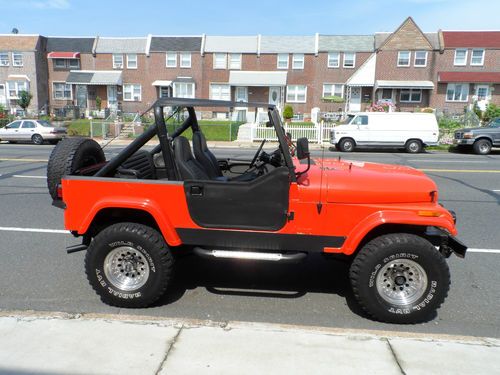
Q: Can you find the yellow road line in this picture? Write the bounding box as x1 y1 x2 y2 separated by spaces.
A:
0 158 48 162
420 168 500 173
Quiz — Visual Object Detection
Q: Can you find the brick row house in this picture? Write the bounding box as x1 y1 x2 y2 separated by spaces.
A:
0 17 498 119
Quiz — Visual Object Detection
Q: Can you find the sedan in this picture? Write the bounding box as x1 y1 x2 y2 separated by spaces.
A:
0 119 67 145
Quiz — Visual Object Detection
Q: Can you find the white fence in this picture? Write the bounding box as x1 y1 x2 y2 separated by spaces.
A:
252 122 337 143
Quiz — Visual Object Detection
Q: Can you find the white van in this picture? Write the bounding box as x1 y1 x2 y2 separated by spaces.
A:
330 112 439 153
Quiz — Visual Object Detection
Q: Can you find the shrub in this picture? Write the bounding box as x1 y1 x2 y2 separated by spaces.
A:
95 96 102 111
321 95 344 103
17 90 32 111
438 117 462 130
283 105 294 120
483 104 500 123
421 107 435 113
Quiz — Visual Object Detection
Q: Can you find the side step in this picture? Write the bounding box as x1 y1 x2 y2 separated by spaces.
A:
193 247 307 263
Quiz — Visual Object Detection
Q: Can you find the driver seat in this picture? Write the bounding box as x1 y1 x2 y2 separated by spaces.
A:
192 131 223 179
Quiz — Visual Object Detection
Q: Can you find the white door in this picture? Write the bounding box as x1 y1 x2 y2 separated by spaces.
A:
19 120 37 141
0 84 6 106
2 120 22 140
269 87 280 107
349 87 361 112
107 86 118 109
475 85 489 111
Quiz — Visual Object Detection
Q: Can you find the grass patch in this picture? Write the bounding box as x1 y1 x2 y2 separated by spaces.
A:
166 121 244 141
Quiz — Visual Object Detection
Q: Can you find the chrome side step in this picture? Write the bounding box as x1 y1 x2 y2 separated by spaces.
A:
193 247 307 262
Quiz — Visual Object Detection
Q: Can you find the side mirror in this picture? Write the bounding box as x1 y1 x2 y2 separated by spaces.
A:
296 137 310 160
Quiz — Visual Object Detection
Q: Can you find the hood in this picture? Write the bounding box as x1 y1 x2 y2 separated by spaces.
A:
455 127 481 132
301 158 437 204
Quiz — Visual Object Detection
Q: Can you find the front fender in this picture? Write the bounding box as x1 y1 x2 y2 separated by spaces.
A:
339 209 457 256
73 197 182 246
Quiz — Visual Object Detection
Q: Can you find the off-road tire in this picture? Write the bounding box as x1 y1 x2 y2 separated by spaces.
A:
85 223 174 308
349 233 450 324
405 139 423 153
339 138 355 152
47 137 105 200
472 139 492 155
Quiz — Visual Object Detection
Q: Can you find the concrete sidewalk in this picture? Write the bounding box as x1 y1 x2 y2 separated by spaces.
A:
0 311 498 374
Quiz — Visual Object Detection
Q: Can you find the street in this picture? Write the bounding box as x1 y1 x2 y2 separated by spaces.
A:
0 142 499 338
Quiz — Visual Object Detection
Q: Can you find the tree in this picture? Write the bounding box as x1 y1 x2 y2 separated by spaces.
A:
17 90 32 112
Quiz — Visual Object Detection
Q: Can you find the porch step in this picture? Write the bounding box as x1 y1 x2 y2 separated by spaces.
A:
118 123 135 138
236 123 254 142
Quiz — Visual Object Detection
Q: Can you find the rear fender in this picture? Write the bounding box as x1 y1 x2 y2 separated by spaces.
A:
77 198 181 246
339 210 457 256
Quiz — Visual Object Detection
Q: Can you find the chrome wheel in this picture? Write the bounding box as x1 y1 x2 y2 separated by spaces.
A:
32 134 43 145
407 141 420 153
104 246 150 291
375 259 428 306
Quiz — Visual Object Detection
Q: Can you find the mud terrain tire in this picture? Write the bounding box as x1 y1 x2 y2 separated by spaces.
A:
85 223 174 308
349 233 450 324
47 137 105 200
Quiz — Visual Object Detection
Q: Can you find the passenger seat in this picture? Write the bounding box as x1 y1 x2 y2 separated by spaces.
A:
173 136 210 180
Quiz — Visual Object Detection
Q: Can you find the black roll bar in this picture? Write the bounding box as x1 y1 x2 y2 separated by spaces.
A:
154 106 179 180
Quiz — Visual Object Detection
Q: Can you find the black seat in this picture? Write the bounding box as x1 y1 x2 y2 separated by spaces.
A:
117 150 156 179
192 131 223 179
174 136 210 180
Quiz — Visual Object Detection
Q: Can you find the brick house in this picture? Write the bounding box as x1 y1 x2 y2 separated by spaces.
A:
147 36 203 106
0 34 48 115
374 17 441 112
46 36 95 116
434 31 500 114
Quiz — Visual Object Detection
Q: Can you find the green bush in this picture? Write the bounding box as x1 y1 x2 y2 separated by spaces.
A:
483 104 500 123
283 105 294 120
321 95 344 103
438 117 462 130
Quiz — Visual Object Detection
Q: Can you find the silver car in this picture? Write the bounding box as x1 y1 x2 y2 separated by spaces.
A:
0 119 67 145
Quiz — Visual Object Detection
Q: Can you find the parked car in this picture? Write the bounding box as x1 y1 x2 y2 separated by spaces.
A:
0 119 67 145
330 112 439 153
453 117 500 155
47 98 466 324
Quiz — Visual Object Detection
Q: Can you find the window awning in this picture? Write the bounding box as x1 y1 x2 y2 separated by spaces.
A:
8 74 30 82
229 71 287 87
152 80 172 87
438 72 500 83
346 53 376 87
48 52 81 59
376 80 434 89
66 70 123 85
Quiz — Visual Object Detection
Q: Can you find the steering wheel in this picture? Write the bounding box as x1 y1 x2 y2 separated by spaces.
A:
249 139 266 168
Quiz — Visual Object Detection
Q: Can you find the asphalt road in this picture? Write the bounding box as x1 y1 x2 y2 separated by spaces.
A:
0 142 499 338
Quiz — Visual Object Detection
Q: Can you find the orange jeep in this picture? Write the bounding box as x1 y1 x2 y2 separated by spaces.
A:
48 98 466 324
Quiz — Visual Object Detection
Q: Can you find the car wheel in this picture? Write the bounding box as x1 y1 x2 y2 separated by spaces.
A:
46 137 105 200
472 139 492 155
85 223 174 308
349 233 450 324
405 139 422 153
339 138 355 152
32 134 44 145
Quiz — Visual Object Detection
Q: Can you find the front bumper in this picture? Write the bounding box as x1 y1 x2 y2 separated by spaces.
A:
453 138 474 145
426 226 467 258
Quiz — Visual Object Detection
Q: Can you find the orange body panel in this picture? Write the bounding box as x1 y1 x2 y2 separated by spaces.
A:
62 157 457 256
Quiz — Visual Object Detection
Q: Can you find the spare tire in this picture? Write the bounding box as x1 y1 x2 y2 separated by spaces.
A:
47 137 105 200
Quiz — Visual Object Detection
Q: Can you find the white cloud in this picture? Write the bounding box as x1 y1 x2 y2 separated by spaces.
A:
30 0 70 9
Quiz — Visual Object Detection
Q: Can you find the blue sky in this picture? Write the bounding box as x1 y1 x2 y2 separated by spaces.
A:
0 0 498 36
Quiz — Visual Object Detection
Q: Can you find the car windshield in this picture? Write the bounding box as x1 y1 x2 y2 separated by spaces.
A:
486 118 500 128
339 115 355 125
38 120 53 127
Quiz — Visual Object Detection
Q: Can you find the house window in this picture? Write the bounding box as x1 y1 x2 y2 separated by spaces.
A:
173 82 195 98
471 49 485 66
0 52 9 66
322 84 343 98
277 54 288 69
7 81 28 99
229 53 241 70
292 54 304 69
214 53 227 69
126 54 137 69
400 89 422 102
123 84 141 101
54 59 66 68
54 59 80 69
343 52 356 68
235 86 248 102
180 53 191 68
414 51 427 67
454 49 467 66
68 59 80 69
446 83 469 102
286 85 307 103
166 52 177 67
112 54 124 69
159 86 171 98
210 84 230 100
397 51 411 66
327 52 340 68
12 52 23 67
53 82 72 100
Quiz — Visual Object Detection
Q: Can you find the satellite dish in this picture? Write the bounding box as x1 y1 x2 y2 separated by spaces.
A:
12 28 19 34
